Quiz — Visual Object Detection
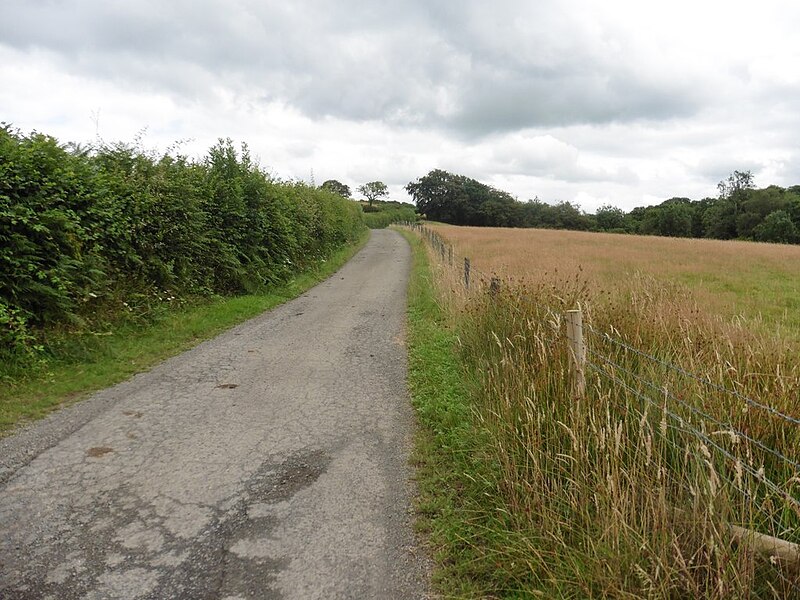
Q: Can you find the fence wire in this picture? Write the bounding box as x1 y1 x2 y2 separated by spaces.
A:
585 345 800 473
585 324 800 427
405 221 800 582
585 360 799 520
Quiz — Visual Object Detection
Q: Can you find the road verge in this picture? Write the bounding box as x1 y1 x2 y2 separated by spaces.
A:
1 230 369 435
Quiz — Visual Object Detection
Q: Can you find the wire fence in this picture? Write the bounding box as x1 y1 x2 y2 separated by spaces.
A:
401 221 800 577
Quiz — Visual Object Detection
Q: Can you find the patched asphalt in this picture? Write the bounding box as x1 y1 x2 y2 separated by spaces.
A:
0 229 430 599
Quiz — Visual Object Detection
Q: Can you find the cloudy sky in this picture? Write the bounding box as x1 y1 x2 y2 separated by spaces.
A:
2 0 799 211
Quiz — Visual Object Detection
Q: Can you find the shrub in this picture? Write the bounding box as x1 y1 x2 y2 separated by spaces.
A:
0 125 365 360
363 206 417 229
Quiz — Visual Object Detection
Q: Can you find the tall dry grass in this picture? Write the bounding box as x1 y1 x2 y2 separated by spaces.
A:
419 224 800 597
432 224 800 339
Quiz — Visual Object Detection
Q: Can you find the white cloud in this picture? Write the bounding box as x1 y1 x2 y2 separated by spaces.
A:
2 0 800 212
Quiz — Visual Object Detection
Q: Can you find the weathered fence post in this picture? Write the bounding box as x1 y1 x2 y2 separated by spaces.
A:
566 309 586 397
729 525 800 568
490 276 500 297
464 258 471 290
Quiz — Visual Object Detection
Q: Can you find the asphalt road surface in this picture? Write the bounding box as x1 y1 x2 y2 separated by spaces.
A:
0 229 430 599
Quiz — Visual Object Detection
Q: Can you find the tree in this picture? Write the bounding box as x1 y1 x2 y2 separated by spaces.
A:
702 199 737 239
657 201 693 237
691 197 715 238
717 169 754 200
406 169 523 226
717 170 754 235
320 179 351 198
406 170 469 223
787 195 800 228
595 205 626 231
357 181 388 207
736 185 790 239
552 201 591 230
637 199 693 237
519 197 552 228
753 211 798 244
626 206 648 233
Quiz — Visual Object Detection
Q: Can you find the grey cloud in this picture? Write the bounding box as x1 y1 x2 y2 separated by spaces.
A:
0 0 712 136
416 0 708 132
694 154 767 188
447 67 702 135
489 144 639 185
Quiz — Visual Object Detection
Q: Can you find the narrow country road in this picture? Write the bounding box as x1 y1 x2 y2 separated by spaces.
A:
0 229 429 599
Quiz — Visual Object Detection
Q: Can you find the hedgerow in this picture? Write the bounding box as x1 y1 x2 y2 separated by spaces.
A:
363 205 417 229
0 124 364 362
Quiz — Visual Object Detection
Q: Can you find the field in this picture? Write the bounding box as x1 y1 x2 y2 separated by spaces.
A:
431 224 800 337
410 224 800 598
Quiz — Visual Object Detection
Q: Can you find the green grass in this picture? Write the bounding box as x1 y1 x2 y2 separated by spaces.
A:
402 226 800 598
401 229 479 595
401 229 548 598
0 230 369 434
676 267 800 335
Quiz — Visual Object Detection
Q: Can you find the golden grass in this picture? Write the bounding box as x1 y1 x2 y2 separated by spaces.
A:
412 224 800 597
431 224 800 337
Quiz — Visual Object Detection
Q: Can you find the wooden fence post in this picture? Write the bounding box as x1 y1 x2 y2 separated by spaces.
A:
490 276 500 297
566 309 586 397
729 525 800 568
464 258 471 290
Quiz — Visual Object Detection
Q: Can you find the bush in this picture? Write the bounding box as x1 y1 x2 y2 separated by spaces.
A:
0 301 40 363
0 125 365 359
754 210 798 244
363 206 417 229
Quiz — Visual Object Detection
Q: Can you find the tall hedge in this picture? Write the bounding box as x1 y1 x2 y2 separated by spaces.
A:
0 125 364 358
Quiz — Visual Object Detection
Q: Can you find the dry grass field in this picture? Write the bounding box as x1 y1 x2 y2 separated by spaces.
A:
413 223 800 597
431 224 800 337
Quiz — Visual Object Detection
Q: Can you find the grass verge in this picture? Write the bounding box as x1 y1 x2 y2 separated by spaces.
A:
0 230 369 435
401 229 545 598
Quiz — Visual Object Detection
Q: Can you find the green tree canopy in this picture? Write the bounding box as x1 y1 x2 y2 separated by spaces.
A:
320 179 351 198
405 169 521 226
595 205 627 231
754 210 798 243
357 181 388 207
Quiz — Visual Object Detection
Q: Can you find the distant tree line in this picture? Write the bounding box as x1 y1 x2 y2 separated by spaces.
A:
319 178 413 227
321 179 391 212
405 169 800 244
